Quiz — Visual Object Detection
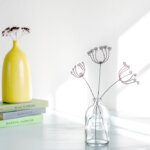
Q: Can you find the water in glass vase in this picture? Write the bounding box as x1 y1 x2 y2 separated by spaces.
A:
85 99 110 146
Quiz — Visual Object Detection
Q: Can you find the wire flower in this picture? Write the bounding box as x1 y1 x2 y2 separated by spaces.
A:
2 26 30 40
71 62 85 78
87 46 111 64
71 46 139 101
71 62 95 98
119 62 139 85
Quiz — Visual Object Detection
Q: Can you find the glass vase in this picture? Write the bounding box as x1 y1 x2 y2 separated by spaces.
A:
85 98 110 146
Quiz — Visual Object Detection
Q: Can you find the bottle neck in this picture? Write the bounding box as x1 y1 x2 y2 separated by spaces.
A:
92 98 103 107
12 40 20 50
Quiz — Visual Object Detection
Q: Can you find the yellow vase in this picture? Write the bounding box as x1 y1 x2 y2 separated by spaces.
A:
2 40 31 103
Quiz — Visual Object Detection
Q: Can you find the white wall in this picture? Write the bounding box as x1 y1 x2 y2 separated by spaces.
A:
118 12 150 117
0 0 54 109
52 0 150 119
0 0 116 114
0 0 150 118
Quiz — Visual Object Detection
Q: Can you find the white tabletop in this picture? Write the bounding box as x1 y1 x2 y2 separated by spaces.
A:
0 113 149 150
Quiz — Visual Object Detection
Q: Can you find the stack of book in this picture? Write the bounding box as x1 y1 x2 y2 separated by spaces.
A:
0 99 48 128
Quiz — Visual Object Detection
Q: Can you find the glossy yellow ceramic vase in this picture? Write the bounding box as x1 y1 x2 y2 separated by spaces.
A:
2 40 31 103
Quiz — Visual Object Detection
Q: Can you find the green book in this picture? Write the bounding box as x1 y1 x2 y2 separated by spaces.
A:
0 114 43 128
0 99 48 113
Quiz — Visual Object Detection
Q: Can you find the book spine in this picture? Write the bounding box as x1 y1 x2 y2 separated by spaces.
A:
0 115 43 128
1 108 46 120
0 100 48 113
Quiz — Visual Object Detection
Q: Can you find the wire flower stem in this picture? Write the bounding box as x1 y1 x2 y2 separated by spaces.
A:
82 76 95 99
100 79 120 100
97 64 102 99
97 103 108 139
15 30 17 40
9 33 13 41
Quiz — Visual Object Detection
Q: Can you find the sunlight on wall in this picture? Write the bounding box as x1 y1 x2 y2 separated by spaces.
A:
118 12 150 117
55 76 89 120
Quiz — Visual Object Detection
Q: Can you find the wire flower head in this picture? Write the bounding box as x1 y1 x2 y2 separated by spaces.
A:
87 46 111 64
2 26 30 40
119 62 139 85
71 62 85 78
21 27 30 33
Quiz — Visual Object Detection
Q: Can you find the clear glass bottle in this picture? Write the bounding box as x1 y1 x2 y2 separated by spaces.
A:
85 98 110 146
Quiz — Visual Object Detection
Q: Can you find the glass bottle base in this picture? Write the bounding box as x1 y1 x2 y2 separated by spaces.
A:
86 139 109 146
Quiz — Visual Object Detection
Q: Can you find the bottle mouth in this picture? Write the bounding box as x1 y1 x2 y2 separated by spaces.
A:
13 40 18 43
13 40 19 45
